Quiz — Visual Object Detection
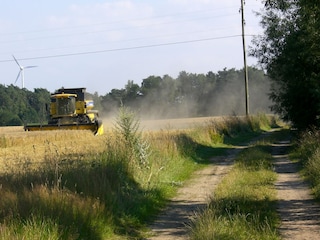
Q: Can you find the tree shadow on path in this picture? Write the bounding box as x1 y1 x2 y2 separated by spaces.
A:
273 140 320 239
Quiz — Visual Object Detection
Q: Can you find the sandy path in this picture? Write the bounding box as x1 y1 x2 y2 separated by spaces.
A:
147 143 248 239
273 140 320 239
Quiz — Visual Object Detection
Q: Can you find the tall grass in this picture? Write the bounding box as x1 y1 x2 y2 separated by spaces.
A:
0 113 277 239
291 128 320 198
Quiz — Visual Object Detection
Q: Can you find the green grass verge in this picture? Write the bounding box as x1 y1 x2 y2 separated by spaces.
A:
290 128 320 199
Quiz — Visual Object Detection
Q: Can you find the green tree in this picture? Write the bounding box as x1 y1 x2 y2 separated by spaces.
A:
0 85 51 126
123 80 141 107
251 0 320 129
0 109 22 126
140 75 162 96
139 76 164 117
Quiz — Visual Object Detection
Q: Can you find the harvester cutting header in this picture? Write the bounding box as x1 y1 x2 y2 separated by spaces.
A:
24 88 104 135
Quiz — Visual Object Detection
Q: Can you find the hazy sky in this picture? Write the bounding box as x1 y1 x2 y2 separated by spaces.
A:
0 0 264 95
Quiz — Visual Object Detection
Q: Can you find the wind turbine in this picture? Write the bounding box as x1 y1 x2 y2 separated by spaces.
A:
13 55 37 89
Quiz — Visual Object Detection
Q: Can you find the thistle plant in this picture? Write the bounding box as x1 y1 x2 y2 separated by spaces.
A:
114 106 151 169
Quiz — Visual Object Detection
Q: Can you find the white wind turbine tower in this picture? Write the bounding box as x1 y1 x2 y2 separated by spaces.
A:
13 55 38 89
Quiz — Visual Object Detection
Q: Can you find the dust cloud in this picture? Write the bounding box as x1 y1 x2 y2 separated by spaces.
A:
99 69 272 130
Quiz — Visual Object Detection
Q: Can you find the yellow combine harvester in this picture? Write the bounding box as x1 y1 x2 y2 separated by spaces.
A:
24 88 104 135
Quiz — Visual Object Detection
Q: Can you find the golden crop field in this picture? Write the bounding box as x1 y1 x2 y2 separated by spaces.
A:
0 127 107 173
139 116 217 130
0 116 222 173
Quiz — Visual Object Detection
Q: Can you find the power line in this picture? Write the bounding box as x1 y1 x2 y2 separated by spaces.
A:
0 34 255 63
0 4 262 64
0 25 242 56
0 6 241 37
0 13 238 45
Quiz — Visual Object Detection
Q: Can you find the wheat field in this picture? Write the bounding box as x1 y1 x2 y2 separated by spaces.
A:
0 116 245 173
0 127 107 173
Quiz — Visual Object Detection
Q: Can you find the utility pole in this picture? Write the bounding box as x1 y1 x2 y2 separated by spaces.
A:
241 0 249 115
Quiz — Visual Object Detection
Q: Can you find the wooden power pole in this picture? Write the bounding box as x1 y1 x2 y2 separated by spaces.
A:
241 0 249 115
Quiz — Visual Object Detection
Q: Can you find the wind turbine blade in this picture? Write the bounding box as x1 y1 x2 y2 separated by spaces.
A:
14 70 22 84
25 65 38 69
12 55 22 68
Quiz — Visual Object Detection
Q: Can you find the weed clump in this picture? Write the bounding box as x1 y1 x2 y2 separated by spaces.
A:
114 106 151 170
292 128 320 198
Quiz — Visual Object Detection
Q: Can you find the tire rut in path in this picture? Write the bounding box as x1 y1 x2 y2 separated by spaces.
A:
273 140 320 239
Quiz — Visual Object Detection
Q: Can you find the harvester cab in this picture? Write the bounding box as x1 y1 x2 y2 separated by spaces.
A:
25 88 104 135
49 93 77 121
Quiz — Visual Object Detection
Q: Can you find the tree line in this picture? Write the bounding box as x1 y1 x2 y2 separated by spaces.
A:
0 85 50 126
0 67 272 126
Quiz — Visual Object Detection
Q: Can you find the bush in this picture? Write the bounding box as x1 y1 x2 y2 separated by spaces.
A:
293 128 320 198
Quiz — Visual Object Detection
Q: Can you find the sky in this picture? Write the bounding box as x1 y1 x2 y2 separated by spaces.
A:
0 0 264 95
